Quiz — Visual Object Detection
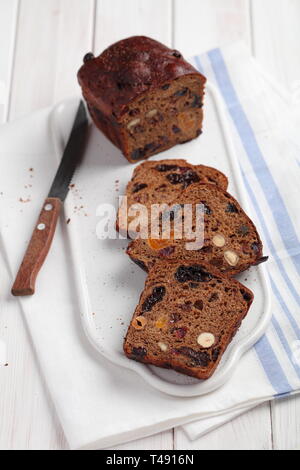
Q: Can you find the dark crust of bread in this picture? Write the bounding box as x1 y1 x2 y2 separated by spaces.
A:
126 184 266 276
78 36 206 162
78 36 206 119
123 260 254 380
117 159 228 236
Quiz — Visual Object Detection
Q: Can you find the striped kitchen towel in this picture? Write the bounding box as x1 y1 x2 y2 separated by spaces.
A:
183 42 300 439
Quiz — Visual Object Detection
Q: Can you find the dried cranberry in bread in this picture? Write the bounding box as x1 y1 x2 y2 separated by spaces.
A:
124 260 253 380
117 159 228 234
127 184 267 276
78 36 206 163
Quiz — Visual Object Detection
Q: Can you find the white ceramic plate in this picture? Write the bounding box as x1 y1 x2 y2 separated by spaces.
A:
50 83 272 397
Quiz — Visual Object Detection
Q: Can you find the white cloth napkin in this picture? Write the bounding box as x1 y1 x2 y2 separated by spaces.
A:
1 42 300 449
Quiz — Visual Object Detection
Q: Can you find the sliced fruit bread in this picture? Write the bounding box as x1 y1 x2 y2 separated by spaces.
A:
117 159 228 234
124 260 254 380
127 183 267 276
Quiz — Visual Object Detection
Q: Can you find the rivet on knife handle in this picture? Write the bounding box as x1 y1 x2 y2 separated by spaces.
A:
11 198 62 296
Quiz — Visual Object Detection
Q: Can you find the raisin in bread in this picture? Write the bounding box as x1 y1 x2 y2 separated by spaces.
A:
124 260 253 380
78 36 206 163
127 184 267 275
117 159 228 234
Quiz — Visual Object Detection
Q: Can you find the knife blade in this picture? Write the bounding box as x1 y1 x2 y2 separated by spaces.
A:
11 100 89 296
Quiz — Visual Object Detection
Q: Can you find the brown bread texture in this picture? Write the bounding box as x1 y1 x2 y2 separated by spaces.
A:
117 159 228 235
127 184 267 276
124 260 254 380
78 36 206 163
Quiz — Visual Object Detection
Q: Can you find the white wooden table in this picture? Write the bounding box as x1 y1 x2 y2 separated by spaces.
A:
0 0 299 450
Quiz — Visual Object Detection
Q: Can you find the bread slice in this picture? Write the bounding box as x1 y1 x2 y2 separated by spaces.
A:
127 183 267 276
117 159 228 234
124 260 253 380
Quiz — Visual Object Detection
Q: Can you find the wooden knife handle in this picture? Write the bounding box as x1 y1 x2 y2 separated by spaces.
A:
11 197 62 296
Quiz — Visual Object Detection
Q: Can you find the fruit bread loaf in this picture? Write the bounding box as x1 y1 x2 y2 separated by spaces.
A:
78 36 206 163
127 184 268 276
117 159 228 234
124 260 254 380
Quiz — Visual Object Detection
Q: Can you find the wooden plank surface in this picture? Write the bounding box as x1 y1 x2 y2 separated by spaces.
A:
174 0 252 54
0 0 299 450
9 0 95 119
95 0 173 51
271 396 300 450
251 0 300 90
0 0 19 123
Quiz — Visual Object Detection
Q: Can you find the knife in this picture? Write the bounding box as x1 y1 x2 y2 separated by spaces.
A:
11 100 89 296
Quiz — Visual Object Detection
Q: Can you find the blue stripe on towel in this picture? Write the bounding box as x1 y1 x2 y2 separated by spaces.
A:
270 277 300 339
254 335 292 395
271 315 300 379
242 175 300 307
207 48 300 277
